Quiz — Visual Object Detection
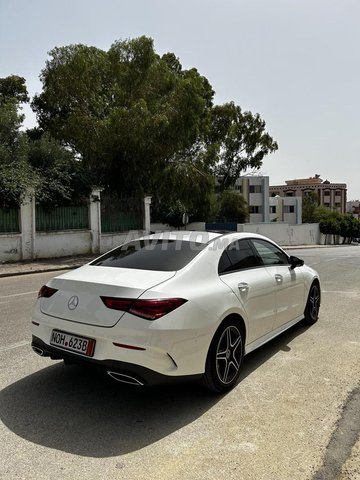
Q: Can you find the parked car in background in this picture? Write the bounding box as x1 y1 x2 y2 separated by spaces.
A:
31 231 321 392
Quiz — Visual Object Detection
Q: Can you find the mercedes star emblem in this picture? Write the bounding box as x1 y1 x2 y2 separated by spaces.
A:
68 295 79 310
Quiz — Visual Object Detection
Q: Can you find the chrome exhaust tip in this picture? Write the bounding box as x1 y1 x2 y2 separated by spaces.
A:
107 371 144 386
32 346 45 356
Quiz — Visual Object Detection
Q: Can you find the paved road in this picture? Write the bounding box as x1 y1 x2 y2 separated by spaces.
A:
0 247 359 480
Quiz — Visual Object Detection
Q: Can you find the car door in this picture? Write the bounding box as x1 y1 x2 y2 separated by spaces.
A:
250 238 305 329
218 239 277 344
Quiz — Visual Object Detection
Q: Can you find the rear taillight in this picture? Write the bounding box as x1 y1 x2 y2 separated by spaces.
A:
129 298 187 320
38 285 58 298
100 296 187 320
100 297 133 311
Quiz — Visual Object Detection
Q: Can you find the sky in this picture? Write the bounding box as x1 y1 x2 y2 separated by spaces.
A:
1 0 359 199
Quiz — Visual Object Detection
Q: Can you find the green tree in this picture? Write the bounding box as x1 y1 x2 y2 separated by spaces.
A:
338 214 360 244
353 218 360 241
0 75 29 104
312 205 331 222
208 102 278 192
302 191 319 223
27 132 92 206
0 76 37 206
31 37 278 217
151 145 215 223
319 210 342 244
316 209 360 244
218 190 248 222
32 36 214 198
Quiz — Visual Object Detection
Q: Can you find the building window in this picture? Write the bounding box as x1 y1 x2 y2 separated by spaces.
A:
269 206 276 214
285 191 294 197
323 190 330 196
249 185 262 193
284 205 295 213
234 185 242 192
335 190 341 196
249 206 262 214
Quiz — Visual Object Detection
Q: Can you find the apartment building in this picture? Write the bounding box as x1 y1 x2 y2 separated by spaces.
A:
269 196 302 224
216 175 302 224
232 176 270 223
269 175 347 214
346 200 360 217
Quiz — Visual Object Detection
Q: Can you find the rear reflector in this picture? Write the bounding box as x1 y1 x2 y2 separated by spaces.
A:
100 296 187 320
113 342 146 351
38 285 58 298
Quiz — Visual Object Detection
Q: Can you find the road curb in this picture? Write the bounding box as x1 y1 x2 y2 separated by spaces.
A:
0 265 82 279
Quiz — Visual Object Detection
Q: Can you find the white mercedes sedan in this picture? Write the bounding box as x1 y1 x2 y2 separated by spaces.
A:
31 231 320 393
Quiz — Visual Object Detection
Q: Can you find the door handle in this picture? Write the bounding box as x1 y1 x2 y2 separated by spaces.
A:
238 282 249 292
275 274 283 284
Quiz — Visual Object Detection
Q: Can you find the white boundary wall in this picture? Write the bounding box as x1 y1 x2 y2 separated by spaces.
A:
0 202 320 263
0 230 148 262
151 222 320 246
0 190 151 263
236 223 320 246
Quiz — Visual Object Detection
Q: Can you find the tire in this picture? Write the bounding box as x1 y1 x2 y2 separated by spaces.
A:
63 358 75 365
304 282 321 325
201 320 244 393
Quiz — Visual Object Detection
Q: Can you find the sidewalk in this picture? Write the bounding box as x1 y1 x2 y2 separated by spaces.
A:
0 254 98 278
0 244 354 279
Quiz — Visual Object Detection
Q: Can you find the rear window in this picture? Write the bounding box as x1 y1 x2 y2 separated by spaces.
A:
90 239 206 271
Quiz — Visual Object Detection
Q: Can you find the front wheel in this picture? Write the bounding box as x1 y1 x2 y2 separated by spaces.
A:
201 320 244 393
304 282 321 325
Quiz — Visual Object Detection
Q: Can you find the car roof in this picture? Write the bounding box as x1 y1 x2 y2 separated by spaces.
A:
140 230 276 246
140 231 222 244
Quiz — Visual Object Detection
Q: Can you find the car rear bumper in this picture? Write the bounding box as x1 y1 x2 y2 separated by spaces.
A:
31 301 213 377
31 335 202 387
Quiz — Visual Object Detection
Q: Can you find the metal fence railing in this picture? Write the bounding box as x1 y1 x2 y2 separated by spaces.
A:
0 207 20 233
36 205 89 232
101 195 143 233
0 198 143 235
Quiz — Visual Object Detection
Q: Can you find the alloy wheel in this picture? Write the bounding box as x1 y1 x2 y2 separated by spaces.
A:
309 284 320 320
215 325 243 384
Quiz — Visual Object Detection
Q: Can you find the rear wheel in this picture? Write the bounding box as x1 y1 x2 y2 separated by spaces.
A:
201 320 244 393
63 358 75 365
304 282 321 325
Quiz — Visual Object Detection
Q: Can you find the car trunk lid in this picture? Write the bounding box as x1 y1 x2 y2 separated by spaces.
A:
40 265 176 327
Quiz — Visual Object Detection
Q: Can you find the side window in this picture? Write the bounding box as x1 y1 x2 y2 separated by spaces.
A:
251 239 289 266
218 251 232 274
218 239 260 274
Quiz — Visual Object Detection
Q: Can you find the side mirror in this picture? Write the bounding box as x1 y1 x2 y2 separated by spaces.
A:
289 255 304 269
